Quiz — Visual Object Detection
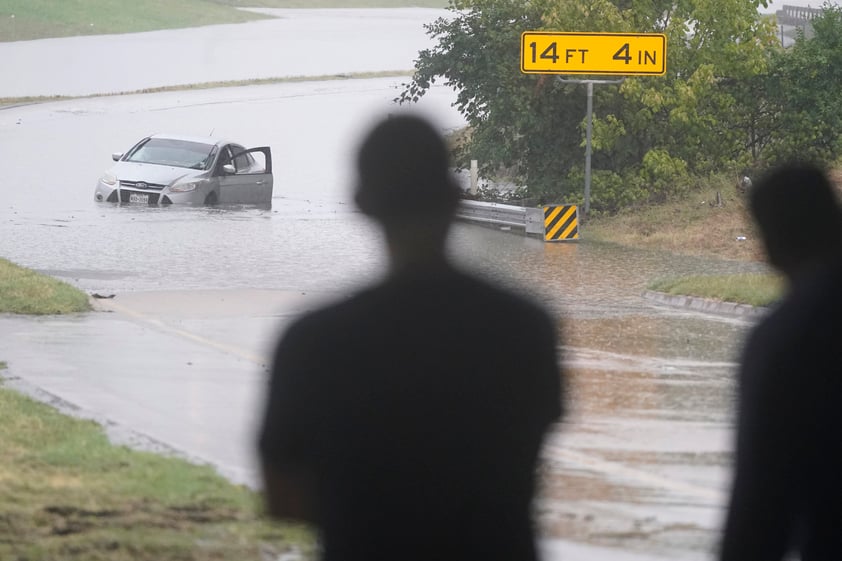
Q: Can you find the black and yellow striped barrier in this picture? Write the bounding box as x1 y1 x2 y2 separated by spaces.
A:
543 205 579 241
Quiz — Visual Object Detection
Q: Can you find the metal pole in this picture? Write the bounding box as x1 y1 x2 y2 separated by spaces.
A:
584 81 594 217
556 77 623 221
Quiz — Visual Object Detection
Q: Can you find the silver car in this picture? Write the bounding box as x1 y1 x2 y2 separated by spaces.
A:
94 134 273 206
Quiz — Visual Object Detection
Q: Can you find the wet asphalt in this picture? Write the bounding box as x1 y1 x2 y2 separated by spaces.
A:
0 289 330 487
0 283 748 561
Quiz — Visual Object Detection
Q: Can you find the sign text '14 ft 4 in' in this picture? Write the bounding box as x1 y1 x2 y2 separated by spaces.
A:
521 32 666 76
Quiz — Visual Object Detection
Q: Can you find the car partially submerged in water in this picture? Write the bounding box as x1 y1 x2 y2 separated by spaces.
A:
94 134 273 206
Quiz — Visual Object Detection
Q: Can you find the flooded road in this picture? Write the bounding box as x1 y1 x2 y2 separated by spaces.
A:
0 10 772 561
0 77 464 294
0 8 449 97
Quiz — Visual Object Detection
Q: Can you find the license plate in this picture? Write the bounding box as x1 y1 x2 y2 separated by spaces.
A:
128 193 149 204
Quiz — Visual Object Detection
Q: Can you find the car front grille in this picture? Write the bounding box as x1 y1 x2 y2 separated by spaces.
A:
119 180 165 191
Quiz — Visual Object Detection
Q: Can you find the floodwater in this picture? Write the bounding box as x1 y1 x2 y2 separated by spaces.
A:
0 9 772 561
0 8 450 97
0 77 465 293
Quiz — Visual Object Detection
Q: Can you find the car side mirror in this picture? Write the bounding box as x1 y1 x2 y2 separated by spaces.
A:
112 152 123 161
222 164 236 175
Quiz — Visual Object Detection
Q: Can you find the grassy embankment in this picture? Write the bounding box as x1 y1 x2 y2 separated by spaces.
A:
589 168 842 306
0 259 313 559
0 0 268 42
585 168 840 306
584 175 787 307
0 0 448 43
0 258 90 314
649 273 784 308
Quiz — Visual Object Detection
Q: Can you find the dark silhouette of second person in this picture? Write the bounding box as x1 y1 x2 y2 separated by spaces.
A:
720 163 842 561
258 114 564 561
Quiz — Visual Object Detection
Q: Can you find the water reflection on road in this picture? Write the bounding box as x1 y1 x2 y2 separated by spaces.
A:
6 201 383 294
446 224 764 559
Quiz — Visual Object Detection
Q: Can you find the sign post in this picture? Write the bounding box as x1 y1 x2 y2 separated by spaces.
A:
558 77 624 217
521 31 667 218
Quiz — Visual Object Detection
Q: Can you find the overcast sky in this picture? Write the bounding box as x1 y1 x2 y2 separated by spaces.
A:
759 0 841 13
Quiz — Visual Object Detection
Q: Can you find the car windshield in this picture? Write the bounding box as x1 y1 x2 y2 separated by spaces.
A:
125 138 215 170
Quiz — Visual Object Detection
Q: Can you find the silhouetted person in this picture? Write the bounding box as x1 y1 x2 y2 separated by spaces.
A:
257 114 563 561
720 163 842 561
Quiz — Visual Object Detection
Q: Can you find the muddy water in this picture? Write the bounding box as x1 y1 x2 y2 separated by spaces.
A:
2 212 756 559
440 222 766 559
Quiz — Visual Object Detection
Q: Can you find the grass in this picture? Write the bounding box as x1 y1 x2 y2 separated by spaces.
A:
0 258 90 315
585 169 842 263
0 376 314 560
582 175 774 306
0 261 313 559
585 169 842 306
0 0 270 43
0 70 413 108
0 0 449 43
584 174 765 263
649 273 785 308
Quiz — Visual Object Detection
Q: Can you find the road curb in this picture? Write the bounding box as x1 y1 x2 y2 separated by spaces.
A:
642 290 769 318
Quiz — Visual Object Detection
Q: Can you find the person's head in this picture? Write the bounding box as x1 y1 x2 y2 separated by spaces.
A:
354 114 461 245
750 163 842 278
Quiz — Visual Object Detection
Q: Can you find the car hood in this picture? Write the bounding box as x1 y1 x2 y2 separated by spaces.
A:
108 161 207 185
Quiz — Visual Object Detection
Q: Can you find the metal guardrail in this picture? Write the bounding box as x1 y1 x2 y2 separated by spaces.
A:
455 200 545 236
775 5 821 31
777 4 822 22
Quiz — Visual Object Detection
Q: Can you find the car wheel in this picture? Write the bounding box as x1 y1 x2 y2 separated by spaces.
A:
204 192 218 205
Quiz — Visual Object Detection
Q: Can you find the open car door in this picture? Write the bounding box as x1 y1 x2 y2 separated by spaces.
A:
217 146 273 205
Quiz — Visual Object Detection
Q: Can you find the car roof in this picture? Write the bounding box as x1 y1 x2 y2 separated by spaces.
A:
147 133 236 147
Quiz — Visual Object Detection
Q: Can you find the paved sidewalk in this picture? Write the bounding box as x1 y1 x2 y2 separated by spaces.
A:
0 288 333 487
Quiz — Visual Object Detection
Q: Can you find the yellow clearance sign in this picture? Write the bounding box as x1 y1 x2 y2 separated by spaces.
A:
521 32 666 76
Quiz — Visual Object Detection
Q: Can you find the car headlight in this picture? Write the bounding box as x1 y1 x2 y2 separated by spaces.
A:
170 180 200 193
99 172 118 186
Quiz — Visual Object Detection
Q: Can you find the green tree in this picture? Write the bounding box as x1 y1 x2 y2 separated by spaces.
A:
400 0 778 214
761 5 842 165
399 0 583 205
